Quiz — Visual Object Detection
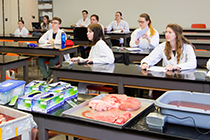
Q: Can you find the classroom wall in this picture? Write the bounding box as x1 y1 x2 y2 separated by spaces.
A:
0 0 38 35
53 0 210 33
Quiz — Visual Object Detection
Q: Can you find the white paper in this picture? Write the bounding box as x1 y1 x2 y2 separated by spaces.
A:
64 54 71 61
136 27 148 40
125 48 141 51
206 71 210 77
112 30 122 33
148 66 167 72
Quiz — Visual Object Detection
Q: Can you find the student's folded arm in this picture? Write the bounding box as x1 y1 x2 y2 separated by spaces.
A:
176 46 197 70
129 30 138 47
141 45 163 67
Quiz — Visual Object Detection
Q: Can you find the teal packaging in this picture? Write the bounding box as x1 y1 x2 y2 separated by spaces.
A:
32 91 64 113
25 80 46 94
49 85 77 101
17 91 44 111
40 81 70 92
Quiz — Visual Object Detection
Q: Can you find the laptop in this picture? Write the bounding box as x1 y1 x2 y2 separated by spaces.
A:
32 22 41 30
73 27 89 41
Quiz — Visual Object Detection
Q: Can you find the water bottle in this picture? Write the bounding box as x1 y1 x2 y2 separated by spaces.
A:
61 32 66 49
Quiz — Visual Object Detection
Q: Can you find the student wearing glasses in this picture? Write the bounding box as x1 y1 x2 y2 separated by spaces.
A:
140 23 197 71
38 17 66 83
130 13 159 49
14 20 29 37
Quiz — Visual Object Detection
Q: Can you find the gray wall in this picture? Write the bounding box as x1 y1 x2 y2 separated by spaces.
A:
53 0 210 33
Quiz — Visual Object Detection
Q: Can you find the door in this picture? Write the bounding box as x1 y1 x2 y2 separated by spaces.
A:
4 0 19 35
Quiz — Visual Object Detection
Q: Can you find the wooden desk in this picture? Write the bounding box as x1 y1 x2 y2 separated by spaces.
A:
0 42 78 64
183 28 210 33
160 33 210 40
0 55 28 82
105 32 131 47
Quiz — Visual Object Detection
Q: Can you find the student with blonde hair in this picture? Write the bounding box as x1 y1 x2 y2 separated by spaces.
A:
130 13 159 49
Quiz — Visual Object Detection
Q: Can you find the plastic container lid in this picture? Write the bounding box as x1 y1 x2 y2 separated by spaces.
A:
0 80 26 92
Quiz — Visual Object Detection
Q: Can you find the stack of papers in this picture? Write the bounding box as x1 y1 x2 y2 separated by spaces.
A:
136 27 148 40
148 66 167 72
125 48 141 51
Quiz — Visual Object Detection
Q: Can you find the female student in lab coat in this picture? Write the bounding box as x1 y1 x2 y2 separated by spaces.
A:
41 15 51 31
71 23 115 64
14 20 29 37
105 11 130 33
105 11 130 46
130 13 159 49
140 23 197 71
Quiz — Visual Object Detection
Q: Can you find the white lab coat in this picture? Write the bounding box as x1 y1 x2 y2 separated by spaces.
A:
41 22 52 30
98 22 104 34
76 18 90 27
14 27 29 37
88 40 115 64
130 27 159 49
38 29 65 44
106 20 130 33
206 59 210 70
141 42 197 70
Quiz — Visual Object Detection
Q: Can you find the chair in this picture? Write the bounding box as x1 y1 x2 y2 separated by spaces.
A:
191 24 206 28
6 53 19 79
195 49 207 51
86 85 115 95
0 39 14 42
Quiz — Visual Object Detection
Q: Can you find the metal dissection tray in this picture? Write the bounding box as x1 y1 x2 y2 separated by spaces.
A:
62 94 154 129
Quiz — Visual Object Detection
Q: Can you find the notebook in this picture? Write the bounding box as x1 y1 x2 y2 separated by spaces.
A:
73 27 88 41
32 22 41 30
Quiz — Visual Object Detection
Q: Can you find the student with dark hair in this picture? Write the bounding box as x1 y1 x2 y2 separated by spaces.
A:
130 13 159 49
90 14 104 32
74 10 90 27
105 11 130 46
41 15 51 31
38 17 66 83
140 23 197 71
105 11 130 33
14 20 29 37
71 23 114 64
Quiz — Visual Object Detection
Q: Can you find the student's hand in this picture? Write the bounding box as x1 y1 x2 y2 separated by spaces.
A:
104 27 107 32
140 63 149 70
165 65 181 71
84 58 93 64
73 24 76 27
71 57 81 62
135 38 140 45
142 34 151 43
48 39 55 44
80 25 85 27
119 28 123 32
